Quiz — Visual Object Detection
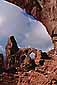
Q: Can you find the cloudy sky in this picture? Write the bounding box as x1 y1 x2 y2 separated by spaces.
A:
0 0 53 53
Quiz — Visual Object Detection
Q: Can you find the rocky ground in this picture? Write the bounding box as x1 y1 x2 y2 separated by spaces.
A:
0 49 57 85
17 55 57 85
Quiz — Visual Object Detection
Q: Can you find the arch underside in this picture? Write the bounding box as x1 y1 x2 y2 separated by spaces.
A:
5 0 57 38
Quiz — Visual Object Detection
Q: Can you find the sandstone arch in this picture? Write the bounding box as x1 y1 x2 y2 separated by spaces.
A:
5 0 57 51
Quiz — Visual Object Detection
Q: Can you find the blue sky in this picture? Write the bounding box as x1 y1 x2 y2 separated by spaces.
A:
0 0 53 53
